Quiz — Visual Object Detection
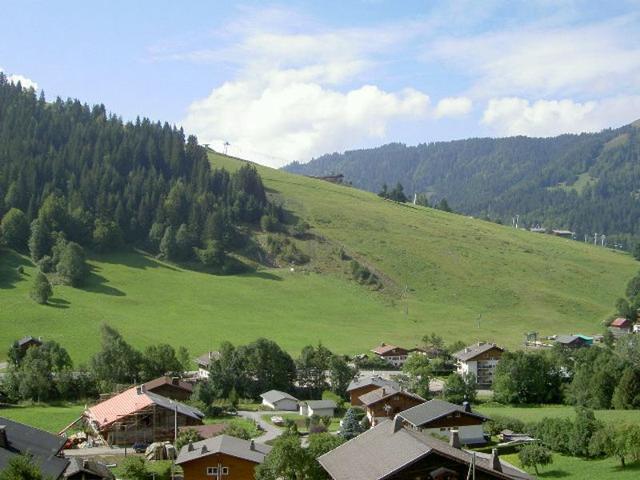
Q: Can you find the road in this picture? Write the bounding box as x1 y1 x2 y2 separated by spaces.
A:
64 446 129 457
237 410 287 443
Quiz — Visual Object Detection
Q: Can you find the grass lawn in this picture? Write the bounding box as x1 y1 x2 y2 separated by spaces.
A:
261 413 341 433
502 452 640 479
477 404 640 425
1 153 637 363
0 403 85 433
204 416 261 438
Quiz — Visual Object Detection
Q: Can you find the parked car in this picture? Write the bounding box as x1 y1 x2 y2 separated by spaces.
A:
132 442 148 453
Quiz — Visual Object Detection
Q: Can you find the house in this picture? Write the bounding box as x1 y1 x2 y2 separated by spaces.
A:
551 229 574 238
555 335 591 348
634 324 640 334
260 390 299 411
63 458 114 480
318 417 533 480
398 399 489 445
453 342 504 388
346 375 400 406
0 417 69 479
17 335 43 352
84 385 204 446
358 387 424 426
176 435 271 480
610 317 633 335
371 343 410 367
144 376 194 401
299 400 337 418
195 351 220 379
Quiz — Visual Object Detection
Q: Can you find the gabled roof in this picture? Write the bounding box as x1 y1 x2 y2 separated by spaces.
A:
346 375 400 393
64 458 114 479
304 400 337 410
0 417 69 479
358 387 424 407
144 376 194 394
318 420 532 480
611 317 632 327
555 335 582 345
17 335 42 347
86 386 203 429
453 342 503 362
371 344 408 356
176 435 271 465
260 390 298 404
195 351 220 367
398 399 489 427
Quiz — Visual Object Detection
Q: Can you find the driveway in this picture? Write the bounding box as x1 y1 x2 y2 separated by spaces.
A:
237 410 288 443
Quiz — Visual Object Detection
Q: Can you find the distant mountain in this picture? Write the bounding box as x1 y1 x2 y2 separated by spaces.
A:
285 122 640 246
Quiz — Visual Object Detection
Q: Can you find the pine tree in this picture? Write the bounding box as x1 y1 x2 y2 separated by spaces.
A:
340 408 364 440
30 271 52 304
159 225 177 260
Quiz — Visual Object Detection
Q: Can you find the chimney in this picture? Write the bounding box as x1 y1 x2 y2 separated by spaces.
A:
381 387 386 395
250 440 255 451
462 401 471 413
449 429 461 449
392 415 403 433
0 426 7 448
490 448 502 472
136 385 146 395
187 442 194 452
201 445 208 454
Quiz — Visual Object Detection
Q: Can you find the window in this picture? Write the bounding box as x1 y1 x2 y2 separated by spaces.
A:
222 467 230 475
206 467 218 476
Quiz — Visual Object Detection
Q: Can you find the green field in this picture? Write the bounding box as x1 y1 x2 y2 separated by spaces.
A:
503 453 640 479
477 404 640 425
0 403 85 433
1 152 637 362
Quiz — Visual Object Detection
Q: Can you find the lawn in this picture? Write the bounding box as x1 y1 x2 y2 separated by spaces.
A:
1 153 637 363
204 416 261 438
502 452 640 479
261 413 341 433
477 404 640 425
0 403 85 433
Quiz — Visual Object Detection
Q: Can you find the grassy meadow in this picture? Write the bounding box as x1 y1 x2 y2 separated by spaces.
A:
0 403 85 433
477 404 640 425
502 452 640 479
0 152 637 363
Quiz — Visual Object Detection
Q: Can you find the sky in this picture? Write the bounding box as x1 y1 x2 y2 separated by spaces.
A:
1 0 640 167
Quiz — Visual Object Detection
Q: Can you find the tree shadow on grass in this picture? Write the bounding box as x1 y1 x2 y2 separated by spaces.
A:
48 298 70 309
0 249 32 290
538 470 571 478
90 248 179 272
80 266 126 297
242 270 284 281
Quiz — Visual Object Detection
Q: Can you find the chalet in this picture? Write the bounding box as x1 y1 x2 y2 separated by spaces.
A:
260 390 299 411
84 385 204 446
0 417 69 479
346 375 400 406
359 387 424 426
299 400 337 418
555 335 591 348
176 435 271 480
15 335 42 355
318 417 533 480
144 376 194 401
371 343 410 367
195 351 220 379
398 399 489 445
453 342 504 388
63 458 114 480
610 318 633 335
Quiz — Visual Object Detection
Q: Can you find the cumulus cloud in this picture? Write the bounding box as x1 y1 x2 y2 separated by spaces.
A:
434 97 473 118
183 77 429 167
0 68 38 90
482 96 640 137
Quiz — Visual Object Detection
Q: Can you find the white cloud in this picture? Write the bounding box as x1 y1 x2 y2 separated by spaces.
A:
434 97 473 118
431 15 640 98
482 96 640 136
0 68 38 90
183 76 429 167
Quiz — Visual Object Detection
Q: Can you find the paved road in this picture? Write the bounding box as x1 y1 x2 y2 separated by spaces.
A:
238 410 287 443
64 446 129 457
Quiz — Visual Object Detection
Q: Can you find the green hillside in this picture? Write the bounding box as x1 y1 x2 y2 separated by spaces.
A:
1 152 637 363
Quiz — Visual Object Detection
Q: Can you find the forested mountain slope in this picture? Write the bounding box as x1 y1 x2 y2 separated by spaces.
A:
285 123 640 246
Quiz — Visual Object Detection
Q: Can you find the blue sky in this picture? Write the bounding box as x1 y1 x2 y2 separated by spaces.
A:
1 0 640 167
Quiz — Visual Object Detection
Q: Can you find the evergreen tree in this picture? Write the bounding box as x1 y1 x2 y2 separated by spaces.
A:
340 408 364 439
0 454 45 480
30 271 52 304
159 225 177 260
633 243 640 261
175 223 194 260
612 367 640 409
1 208 29 250
28 220 48 261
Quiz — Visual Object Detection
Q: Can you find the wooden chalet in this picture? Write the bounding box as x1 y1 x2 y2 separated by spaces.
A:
358 387 424 426
371 343 411 367
346 375 400 406
144 376 194 401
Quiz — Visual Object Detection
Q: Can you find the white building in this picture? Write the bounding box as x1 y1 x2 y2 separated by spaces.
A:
452 342 504 389
194 351 220 379
260 390 299 411
299 400 337 418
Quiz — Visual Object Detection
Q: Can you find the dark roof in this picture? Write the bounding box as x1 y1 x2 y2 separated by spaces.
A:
346 375 400 393
318 419 532 480
453 343 503 362
398 399 489 427
64 458 114 479
143 376 194 394
555 335 584 345
17 336 42 347
176 435 271 465
358 387 424 407
260 390 298 404
304 400 337 410
195 351 220 367
0 417 69 479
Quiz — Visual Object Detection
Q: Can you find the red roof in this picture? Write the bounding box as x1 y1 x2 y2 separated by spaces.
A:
87 387 154 428
611 317 632 328
371 344 408 356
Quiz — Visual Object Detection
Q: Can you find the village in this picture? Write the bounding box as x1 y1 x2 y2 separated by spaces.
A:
2 315 640 480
